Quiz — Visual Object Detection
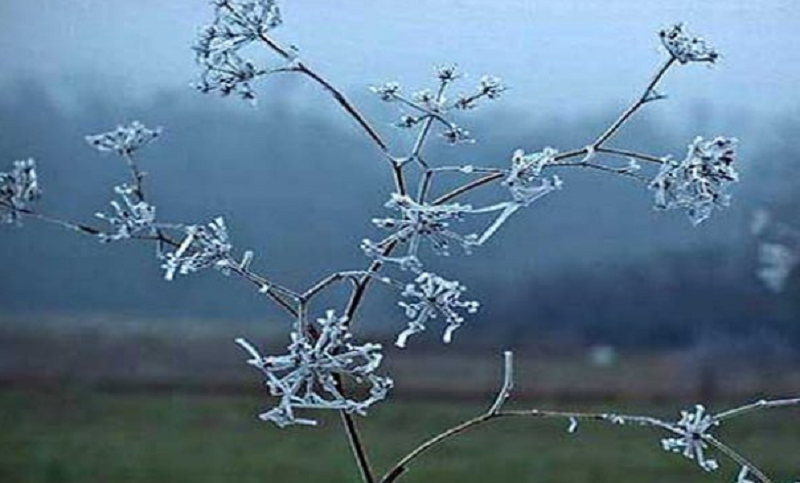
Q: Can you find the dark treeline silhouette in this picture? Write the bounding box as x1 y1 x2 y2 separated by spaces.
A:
0 79 797 350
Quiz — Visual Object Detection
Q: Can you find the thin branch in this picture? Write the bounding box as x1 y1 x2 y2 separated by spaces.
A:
714 397 800 422
705 436 773 483
592 57 676 148
341 410 377 483
595 147 666 165
1 202 102 235
257 33 406 197
488 351 514 415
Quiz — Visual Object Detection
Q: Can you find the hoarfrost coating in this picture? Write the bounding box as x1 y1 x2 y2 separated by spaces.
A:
235 310 392 428
3 2 794 482
0 159 41 225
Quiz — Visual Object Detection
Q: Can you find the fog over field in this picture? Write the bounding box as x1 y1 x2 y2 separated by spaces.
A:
0 1 798 347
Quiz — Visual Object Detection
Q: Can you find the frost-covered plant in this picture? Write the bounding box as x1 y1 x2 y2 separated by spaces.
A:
95 184 157 242
650 136 739 225
86 121 161 156
659 23 720 64
2 5 797 483
396 272 479 348
661 405 720 471
0 159 41 224
235 310 392 428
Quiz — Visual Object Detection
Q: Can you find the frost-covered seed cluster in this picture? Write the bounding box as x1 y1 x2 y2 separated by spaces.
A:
504 148 564 206
95 184 157 242
396 272 480 348
661 405 719 472
235 310 392 427
160 217 234 281
193 0 285 101
362 193 479 270
85 121 161 155
649 136 738 225
659 24 719 64
372 65 505 146
0 159 40 224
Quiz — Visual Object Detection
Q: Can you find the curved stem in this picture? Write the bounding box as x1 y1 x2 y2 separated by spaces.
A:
705 436 772 483
257 33 406 196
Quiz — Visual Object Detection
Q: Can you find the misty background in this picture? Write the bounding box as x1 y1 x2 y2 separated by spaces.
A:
0 0 799 352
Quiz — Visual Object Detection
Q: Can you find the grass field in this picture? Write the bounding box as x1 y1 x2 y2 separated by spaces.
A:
0 389 797 483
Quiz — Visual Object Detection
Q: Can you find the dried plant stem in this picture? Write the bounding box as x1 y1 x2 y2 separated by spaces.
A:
592 57 676 148
257 33 406 196
380 398 798 483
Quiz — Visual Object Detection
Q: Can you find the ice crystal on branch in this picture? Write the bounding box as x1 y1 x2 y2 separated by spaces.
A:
659 24 719 64
362 194 479 269
95 184 157 242
661 405 719 472
193 0 285 102
161 217 235 280
649 136 738 225
235 310 392 428
85 121 161 156
396 272 480 348
0 159 41 224
505 148 563 206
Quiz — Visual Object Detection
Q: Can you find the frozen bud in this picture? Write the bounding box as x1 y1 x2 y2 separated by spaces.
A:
478 75 506 99
86 121 161 156
659 24 719 64
370 82 401 101
436 64 460 82
441 126 472 144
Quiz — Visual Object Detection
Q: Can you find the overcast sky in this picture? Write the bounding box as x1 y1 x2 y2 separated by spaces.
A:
0 0 798 118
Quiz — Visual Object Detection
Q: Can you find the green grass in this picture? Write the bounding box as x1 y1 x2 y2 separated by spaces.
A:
0 390 797 483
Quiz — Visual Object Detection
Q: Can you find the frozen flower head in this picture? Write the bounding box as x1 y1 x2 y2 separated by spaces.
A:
86 121 161 156
436 64 460 82
161 216 234 280
362 193 479 269
95 184 157 242
661 405 719 472
396 272 480 348
649 136 738 225
235 310 392 428
504 148 563 206
375 67 503 145
478 76 506 99
371 82 401 102
0 159 41 224
757 242 799 292
193 0 284 101
659 24 719 64
441 126 473 145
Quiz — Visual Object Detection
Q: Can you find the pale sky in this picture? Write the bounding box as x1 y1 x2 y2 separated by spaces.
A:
0 0 798 118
